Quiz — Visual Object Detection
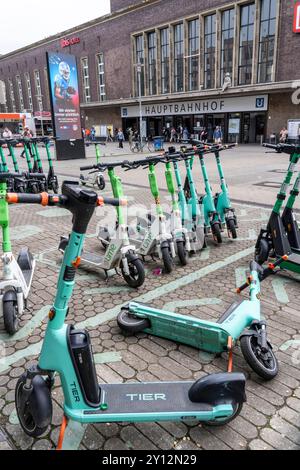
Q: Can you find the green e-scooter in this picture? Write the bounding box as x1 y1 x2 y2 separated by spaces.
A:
80 142 105 190
18 138 46 194
60 161 145 288
0 139 14 191
11 183 246 442
118 256 287 380
255 143 300 274
0 173 36 334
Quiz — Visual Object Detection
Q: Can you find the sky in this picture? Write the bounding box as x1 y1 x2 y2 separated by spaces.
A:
0 0 111 55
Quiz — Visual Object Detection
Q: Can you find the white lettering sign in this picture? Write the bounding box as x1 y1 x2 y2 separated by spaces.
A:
121 95 268 118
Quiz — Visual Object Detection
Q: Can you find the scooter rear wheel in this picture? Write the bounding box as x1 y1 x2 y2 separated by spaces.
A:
3 300 19 335
117 308 151 333
177 240 188 266
240 335 279 380
205 402 243 427
121 257 145 288
15 375 52 438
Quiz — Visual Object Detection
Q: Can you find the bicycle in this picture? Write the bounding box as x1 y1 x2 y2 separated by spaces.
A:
130 137 155 153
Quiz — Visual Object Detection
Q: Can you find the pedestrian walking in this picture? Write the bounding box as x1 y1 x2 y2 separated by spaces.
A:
20 127 33 158
170 127 177 143
128 127 133 146
117 128 125 149
2 127 13 155
213 126 223 144
106 127 113 143
182 127 189 141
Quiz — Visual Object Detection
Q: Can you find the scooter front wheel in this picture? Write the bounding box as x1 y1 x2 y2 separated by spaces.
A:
161 245 174 273
121 257 145 288
117 308 151 333
15 374 52 438
177 240 188 266
240 335 279 380
255 239 270 265
97 175 106 191
227 219 237 239
212 223 222 244
205 402 243 427
3 300 19 335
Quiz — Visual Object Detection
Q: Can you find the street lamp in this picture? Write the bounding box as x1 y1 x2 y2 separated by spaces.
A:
136 62 144 146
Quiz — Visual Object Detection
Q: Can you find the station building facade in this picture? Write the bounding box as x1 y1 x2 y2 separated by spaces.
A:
0 0 299 142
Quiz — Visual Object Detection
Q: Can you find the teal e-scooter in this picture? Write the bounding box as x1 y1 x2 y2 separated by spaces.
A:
11 184 246 444
118 256 287 380
210 144 238 238
166 146 205 253
79 142 105 190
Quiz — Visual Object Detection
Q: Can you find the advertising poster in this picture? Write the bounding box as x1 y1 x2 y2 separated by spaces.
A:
46 51 82 140
228 118 240 134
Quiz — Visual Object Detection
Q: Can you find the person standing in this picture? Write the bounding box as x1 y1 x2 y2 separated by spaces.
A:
20 127 33 158
2 128 13 156
200 127 208 143
213 126 223 144
128 127 133 146
91 126 96 141
117 128 125 149
170 127 177 143
182 127 189 141
279 127 288 143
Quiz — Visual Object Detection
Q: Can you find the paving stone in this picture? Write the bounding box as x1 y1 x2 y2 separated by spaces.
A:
104 437 129 451
279 406 300 427
94 423 120 438
270 415 300 445
136 423 175 450
248 439 274 450
189 427 230 450
260 428 299 450
120 426 157 450
82 426 104 450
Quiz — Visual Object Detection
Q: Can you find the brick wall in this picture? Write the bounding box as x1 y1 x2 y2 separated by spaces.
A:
267 92 300 137
0 0 299 114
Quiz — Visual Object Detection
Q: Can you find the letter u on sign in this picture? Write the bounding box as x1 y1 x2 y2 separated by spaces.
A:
294 2 300 33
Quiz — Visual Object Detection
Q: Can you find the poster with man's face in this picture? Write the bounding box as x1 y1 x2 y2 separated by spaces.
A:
47 51 82 140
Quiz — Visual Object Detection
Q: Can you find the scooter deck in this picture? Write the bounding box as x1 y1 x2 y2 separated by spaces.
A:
282 252 300 274
97 382 212 415
81 252 104 266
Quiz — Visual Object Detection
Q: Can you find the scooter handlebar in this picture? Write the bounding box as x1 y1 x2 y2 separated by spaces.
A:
236 255 288 293
80 164 96 171
6 192 127 208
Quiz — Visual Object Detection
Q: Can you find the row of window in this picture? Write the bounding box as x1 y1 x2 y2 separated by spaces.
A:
134 0 277 96
6 53 106 112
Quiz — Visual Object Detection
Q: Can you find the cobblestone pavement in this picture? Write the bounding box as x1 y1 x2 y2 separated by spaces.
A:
0 156 300 451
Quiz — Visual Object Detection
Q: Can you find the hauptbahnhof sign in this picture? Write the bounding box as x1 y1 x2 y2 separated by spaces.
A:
121 95 268 118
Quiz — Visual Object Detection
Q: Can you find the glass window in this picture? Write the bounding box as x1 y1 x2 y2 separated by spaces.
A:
97 53 106 102
24 72 33 111
204 15 216 89
221 9 235 85
81 58 91 103
34 70 43 110
43 67 50 110
8 78 16 112
160 28 170 94
174 23 184 92
238 4 255 85
16 75 24 112
135 35 145 96
258 0 277 83
188 19 200 91
148 32 157 95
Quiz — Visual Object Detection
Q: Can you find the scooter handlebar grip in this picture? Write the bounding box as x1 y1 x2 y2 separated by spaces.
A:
97 197 127 207
7 192 50 206
80 165 96 171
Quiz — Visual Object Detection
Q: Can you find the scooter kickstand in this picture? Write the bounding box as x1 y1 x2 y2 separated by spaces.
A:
57 415 69 451
227 336 234 373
